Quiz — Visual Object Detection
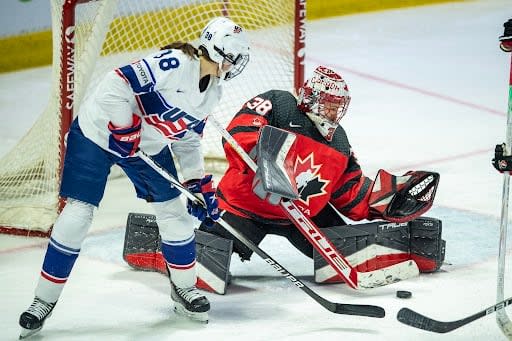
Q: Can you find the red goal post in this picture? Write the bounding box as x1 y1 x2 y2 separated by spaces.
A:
0 0 305 236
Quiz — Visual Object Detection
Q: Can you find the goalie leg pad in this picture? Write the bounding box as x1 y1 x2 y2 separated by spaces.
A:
409 217 445 273
314 221 411 283
199 211 266 262
313 218 445 283
123 213 233 294
195 230 233 295
123 213 167 274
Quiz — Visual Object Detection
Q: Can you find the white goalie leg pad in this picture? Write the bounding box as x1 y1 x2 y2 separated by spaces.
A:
313 221 420 286
152 198 197 288
35 199 94 303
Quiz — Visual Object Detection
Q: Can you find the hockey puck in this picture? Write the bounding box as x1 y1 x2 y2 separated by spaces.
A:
396 290 412 299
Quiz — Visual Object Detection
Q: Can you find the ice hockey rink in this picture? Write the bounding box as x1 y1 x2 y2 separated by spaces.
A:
1 0 511 340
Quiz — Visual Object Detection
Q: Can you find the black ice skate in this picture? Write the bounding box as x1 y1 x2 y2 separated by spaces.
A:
19 297 56 339
171 281 210 323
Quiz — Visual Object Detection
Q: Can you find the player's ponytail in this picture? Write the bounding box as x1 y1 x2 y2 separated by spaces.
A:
197 45 215 63
160 42 199 59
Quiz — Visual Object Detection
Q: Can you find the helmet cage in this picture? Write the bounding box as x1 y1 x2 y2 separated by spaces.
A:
214 45 250 80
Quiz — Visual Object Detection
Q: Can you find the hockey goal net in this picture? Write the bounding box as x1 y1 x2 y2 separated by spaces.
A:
0 0 305 236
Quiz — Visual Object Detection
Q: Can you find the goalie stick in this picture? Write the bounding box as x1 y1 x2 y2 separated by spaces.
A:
208 116 419 290
396 296 512 333
136 149 385 318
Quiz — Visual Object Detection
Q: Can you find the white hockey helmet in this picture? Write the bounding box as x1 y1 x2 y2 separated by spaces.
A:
297 66 351 141
199 17 250 81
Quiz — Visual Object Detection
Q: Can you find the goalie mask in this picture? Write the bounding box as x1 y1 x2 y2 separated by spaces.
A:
200 17 250 81
297 66 351 141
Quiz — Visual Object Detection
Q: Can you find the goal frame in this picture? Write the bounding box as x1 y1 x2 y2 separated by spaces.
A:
0 0 306 237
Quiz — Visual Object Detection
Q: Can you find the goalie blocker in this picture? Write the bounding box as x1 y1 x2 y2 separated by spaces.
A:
314 217 445 283
123 213 233 295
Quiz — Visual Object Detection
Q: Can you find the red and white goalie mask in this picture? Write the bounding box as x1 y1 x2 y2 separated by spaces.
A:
297 66 351 141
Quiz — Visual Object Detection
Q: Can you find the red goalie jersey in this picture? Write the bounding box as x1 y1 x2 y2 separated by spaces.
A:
217 89 373 224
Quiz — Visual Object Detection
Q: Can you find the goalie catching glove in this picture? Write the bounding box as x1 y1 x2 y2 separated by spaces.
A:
184 174 220 227
369 169 440 223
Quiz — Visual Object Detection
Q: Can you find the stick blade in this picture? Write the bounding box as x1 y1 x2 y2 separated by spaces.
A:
334 304 385 318
397 308 455 333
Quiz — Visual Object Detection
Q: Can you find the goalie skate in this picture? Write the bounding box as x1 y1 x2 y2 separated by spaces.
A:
19 297 56 339
171 282 210 323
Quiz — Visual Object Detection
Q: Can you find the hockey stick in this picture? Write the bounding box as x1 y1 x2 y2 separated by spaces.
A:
208 115 419 290
496 41 512 339
396 296 512 333
396 33 512 334
136 149 385 318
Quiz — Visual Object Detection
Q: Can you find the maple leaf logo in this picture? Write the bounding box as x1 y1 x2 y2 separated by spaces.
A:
294 153 329 205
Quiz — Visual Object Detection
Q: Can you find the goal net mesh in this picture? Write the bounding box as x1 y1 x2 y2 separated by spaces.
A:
0 0 302 234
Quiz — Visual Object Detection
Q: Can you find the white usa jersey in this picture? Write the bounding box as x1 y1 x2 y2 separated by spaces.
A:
78 49 222 180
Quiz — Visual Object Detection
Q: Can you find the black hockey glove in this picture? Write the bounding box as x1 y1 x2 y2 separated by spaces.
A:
499 19 512 52
369 169 440 223
492 143 512 173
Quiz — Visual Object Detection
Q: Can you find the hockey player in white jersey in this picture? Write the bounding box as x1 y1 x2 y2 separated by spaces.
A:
18 16 249 338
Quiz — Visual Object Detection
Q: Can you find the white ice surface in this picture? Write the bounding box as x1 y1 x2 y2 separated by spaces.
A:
1 0 512 340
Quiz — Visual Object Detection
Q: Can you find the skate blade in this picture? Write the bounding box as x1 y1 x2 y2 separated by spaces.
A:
174 304 209 323
19 326 42 340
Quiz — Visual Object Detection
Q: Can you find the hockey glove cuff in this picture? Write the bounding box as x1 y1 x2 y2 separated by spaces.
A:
108 114 141 157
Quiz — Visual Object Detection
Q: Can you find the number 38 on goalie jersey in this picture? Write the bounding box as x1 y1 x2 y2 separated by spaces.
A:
218 89 373 222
